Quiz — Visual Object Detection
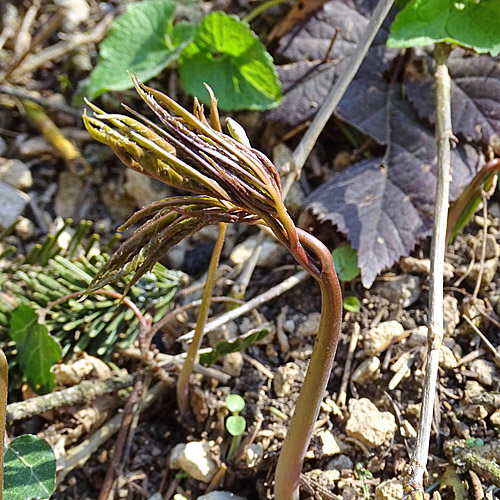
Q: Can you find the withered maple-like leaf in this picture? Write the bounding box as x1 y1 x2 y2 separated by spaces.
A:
267 0 397 126
305 78 481 287
405 49 500 149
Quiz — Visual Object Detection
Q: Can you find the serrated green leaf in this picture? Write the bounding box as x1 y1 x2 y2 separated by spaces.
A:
82 0 195 98
387 0 500 56
226 394 245 413
4 435 56 500
199 326 270 366
9 306 61 393
332 244 360 282
179 12 281 110
343 296 360 312
226 415 246 436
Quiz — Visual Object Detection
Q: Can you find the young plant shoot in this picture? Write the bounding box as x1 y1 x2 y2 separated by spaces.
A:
83 75 342 500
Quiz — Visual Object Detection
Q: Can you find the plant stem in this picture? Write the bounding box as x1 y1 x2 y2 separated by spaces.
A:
274 229 342 500
242 0 289 24
176 222 227 417
404 43 452 499
0 349 8 500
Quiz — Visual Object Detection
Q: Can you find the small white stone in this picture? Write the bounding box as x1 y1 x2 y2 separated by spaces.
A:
222 352 243 377
346 398 397 448
364 321 404 356
351 356 380 384
400 420 417 439
317 430 343 456
469 359 499 387
124 169 172 208
244 443 263 468
229 238 286 268
375 478 404 500
0 182 29 229
439 345 459 370
464 404 488 421
197 492 247 500
169 443 186 469
178 441 218 483
0 159 32 190
297 312 321 337
490 410 500 426
273 362 299 398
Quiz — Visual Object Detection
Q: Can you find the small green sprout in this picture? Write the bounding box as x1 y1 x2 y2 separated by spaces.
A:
355 462 373 500
225 394 246 460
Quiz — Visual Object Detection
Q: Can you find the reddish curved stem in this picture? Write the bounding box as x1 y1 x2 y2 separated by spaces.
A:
274 229 342 500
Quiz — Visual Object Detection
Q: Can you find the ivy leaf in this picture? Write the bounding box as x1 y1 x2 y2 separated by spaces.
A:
306 78 480 287
83 0 194 98
405 49 500 148
387 0 500 56
179 12 281 111
268 0 398 126
4 435 56 500
9 306 62 393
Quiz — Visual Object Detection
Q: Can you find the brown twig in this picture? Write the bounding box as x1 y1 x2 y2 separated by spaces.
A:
337 322 360 407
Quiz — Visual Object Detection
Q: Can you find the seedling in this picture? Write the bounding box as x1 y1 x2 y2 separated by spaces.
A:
225 394 246 460
332 244 360 313
355 462 373 500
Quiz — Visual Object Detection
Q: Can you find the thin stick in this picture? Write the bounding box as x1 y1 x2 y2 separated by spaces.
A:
177 270 308 342
405 43 452 498
282 0 395 196
337 322 360 407
176 223 226 417
472 192 488 300
0 349 8 500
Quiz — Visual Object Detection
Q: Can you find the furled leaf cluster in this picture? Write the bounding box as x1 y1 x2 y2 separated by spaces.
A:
0 219 183 392
83 0 281 110
270 0 500 286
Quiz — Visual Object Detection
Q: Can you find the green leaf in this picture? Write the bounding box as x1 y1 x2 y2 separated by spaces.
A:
179 12 282 110
9 306 61 393
226 415 246 436
332 244 360 282
226 394 245 413
199 326 270 367
82 0 195 98
4 435 56 500
387 0 500 56
343 296 360 313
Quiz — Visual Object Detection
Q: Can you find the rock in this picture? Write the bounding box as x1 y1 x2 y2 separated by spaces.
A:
400 420 417 439
376 274 421 308
364 321 404 356
351 356 380 384
439 345 459 370
124 169 173 208
326 454 354 471
375 478 404 500
464 404 488 421
443 295 460 336
302 469 340 490
175 441 218 483
54 0 90 30
244 443 263 468
317 430 344 456
490 410 500 426
0 159 32 189
222 352 243 377
207 321 238 347
346 398 397 448
0 182 29 229
474 233 499 260
297 312 321 337
229 237 287 268
408 325 427 347
169 443 185 469
197 492 247 500
55 172 84 218
469 359 499 387
400 256 454 279
99 181 135 220
15 216 34 240
273 362 300 398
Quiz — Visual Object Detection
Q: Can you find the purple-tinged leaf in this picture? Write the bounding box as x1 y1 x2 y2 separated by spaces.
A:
406 50 500 148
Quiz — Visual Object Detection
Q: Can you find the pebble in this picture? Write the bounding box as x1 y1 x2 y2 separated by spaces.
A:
0 159 32 190
490 410 500 426
302 469 340 490
326 454 354 471
222 352 243 377
306 430 343 458
345 398 397 448
364 321 404 356
375 478 404 500
0 182 30 229
376 274 421 308
229 237 286 268
273 362 299 398
351 356 380 384
297 312 321 337
464 404 488 421
439 345 459 370
469 359 499 387
15 216 34 240
124 169 173 208
197 492 247 500
443 295 460 336
55 172 84 218
400 256 454 279
169 441 218 483
244 443 263 468
400 419 417 439
54 0 90 30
